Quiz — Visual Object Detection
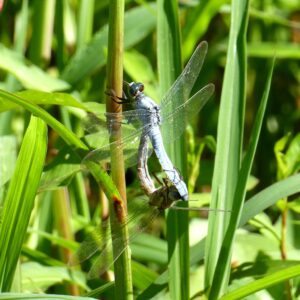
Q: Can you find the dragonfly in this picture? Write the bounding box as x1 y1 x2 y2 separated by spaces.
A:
82 41 215 201
70 41 218 278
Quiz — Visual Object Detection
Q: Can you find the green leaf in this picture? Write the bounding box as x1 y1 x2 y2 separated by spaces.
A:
209 58 275 299
21 262 88 292
274 133 291 179
131 233 167 265
0 44 70 92
39 146 82 192
0 90 87 113
157 0 189 299
182 0 229 60
248 43 300 59
16 90 87 110
61 4 156 85
131 260 158 291
0 90 88 150
205 0 250 295
0 136 17 187
0 293 97 300
220 263 300 300
0 116 47 291
275 133 300 179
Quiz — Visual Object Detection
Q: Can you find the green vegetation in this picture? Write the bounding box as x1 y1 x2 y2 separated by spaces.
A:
1 0 300 299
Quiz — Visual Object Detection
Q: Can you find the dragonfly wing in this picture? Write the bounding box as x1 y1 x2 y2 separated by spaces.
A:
159 41 211 142
82 124 152 168
160 41 208 114
82 108 154 168
69 221 112 266
161 83 214 141
88 206 160 279
70 196 159 278
83 109 148 135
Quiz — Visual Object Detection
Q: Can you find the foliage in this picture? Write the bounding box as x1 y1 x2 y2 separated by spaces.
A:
0 0 300 299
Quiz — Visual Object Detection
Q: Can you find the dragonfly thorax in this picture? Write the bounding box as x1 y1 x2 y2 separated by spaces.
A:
134 89 162 126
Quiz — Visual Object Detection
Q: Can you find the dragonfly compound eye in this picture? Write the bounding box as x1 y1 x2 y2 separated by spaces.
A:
129 82 144 97
129 83 138 97
138 83 144 92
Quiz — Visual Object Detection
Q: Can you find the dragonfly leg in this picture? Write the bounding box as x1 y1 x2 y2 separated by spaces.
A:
151 172 163 186
105 89 130 104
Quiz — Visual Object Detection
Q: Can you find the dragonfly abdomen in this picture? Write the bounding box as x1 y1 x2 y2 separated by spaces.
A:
148 126 188 201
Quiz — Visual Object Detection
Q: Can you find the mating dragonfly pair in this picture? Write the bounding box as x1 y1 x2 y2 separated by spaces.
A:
83 41 214 205
75 41 215 277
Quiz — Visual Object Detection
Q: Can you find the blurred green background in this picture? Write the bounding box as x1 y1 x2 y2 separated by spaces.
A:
1 0 300 299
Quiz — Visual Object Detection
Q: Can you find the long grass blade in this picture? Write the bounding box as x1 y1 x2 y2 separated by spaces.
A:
0 90 88 150
205 0 249 295
209 58 275 299
0 116 47 291
157 1 190 299
220 264 300 300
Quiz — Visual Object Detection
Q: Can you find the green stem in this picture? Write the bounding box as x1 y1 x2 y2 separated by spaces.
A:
53 188 80 296
77 0 95 50
106 1 133 299
29 0 56 66
157 1 189 299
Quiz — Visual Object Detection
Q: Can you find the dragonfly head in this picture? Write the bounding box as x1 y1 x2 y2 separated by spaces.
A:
128 82 144 98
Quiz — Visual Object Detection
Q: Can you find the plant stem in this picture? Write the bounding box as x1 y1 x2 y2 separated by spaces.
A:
157 1 189 299
106 1 133 299
54 188 80 296
29 0 55 66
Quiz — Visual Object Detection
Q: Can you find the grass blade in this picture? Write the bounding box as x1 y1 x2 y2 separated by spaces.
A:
205 0 249 294
61 5 156 85
157 1 190 299
0 90 88 150
0 116 47 291
220 264 300 300
209 58 275 299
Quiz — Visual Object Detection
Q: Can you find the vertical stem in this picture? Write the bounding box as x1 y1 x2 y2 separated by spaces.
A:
54 188 80 296
106 1 133 299
281 202 292 300
77 0 95 50
29 0 56 66
157 1 189 299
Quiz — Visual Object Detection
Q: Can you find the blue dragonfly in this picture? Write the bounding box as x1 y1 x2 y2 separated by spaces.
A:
82 41 214 201
70 41 217 278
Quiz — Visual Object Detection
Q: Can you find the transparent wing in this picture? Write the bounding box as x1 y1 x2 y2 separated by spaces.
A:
82 112 153 168
88 207 159 278
83 109 150 136
159 41 212 141
69 196 159 278
160 41 208 112
161 83 214 141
